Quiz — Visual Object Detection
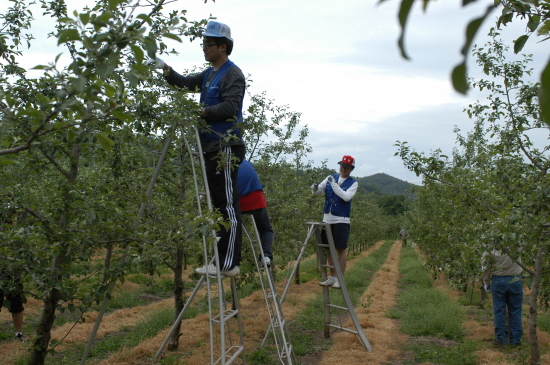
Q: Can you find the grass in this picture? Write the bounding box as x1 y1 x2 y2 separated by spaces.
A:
538 310 550 333
45 307 178 364
405 339 478 365
388 246 479 364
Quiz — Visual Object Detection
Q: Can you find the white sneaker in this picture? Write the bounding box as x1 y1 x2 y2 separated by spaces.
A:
319 277 337 286
195 264 216 275
263 256 271 267
195 265 240 277
222 266 240 277
331 278 341 289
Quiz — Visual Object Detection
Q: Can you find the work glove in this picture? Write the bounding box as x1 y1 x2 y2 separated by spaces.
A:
484 284 491 293
310 183 318 192
146 58 165 69
326 175 335 184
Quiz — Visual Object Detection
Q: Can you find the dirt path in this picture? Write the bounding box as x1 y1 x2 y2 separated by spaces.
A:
91 240 387 364
319 240 406 365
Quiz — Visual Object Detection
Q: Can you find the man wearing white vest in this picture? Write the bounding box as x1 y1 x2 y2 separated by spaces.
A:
311 155 359 289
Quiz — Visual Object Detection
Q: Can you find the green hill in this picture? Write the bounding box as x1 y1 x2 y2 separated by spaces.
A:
354 173 417 196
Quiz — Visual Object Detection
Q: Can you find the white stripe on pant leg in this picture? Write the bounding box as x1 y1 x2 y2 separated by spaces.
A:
222 146 237 271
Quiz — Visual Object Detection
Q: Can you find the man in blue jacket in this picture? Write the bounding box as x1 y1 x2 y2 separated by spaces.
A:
311 155 358 289
150 21 245 277
238 159 274 266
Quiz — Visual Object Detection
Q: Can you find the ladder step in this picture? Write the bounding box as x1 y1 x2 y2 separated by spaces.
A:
214 345 244 365
327 323 359 335
320 263 335 269
211 309 239 323
327 303 349 311
271 318 286 328
317 243 330 248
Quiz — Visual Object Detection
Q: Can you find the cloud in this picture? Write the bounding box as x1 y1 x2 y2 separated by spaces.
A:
306 100 474 184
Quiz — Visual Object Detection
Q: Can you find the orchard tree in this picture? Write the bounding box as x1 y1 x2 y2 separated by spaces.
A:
0 0 214 363
396 29 549 364
382 0 550 124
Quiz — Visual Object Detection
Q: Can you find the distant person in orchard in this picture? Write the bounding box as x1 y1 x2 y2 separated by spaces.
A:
399 229 407 248
148 20 246 277
237 159 274 266
482 249 523 347
1 213 26 342
311 155 359 289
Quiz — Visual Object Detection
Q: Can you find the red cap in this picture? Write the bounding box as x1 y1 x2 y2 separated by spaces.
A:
338 155 355 169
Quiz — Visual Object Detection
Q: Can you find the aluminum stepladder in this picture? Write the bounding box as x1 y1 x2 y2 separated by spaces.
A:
155 126 246 365
276 222 372 352
242 215 295 365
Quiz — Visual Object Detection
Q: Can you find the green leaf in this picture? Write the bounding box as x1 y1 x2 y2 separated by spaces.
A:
95 133 114 152
0 157 19 166
31 65 51 70
57 29 81 45
452 61 468 94
125 71 140 87
130 45 144 64
58 17 75 24
18 109 43 118
67 129 76 143
111 109 134 122
513 35 529 54
527 14 540 32
451 5 494 94
79 12 90 26
72 76 87 92
162 33 182 43
539 58 550 127
460 5 494 56
108 0 125 10
137 14 152 26
143 37 158 59
36 94 51 105
397 0 414 60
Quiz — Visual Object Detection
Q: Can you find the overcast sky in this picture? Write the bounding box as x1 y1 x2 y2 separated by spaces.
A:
5 0 550 184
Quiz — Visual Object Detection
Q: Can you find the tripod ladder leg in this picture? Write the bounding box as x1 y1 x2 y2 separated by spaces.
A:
310 222 373 352
244 216 295 364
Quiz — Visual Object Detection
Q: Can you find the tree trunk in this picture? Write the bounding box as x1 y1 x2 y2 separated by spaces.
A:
30 142 80 364
167 247 185 351
29 254 65 365
528 243 545 365
167 144 187 351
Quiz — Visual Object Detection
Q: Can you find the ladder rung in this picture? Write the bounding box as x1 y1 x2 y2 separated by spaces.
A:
320 263 334 269
317 243 330 248
271 317 286 327
214 345 244 365
328 323 359 335
327 303 349 311
211 309 239 323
